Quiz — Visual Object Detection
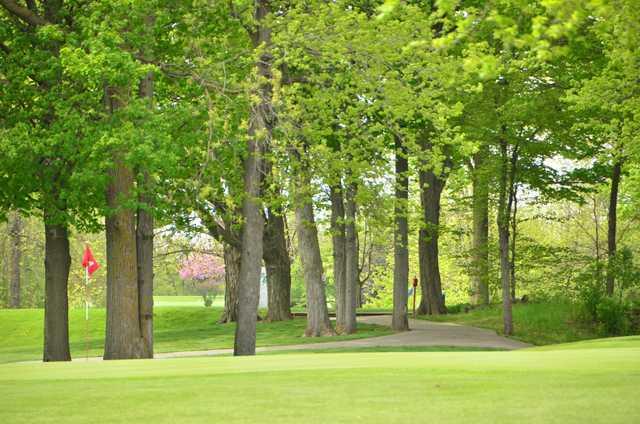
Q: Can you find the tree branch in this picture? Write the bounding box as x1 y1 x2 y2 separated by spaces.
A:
0 0 48 26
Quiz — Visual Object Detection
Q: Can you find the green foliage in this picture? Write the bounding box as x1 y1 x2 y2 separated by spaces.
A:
575 249 640 336
422 302 599 345
595 297 629 336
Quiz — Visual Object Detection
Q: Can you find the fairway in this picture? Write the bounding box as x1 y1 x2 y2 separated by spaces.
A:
1 338 638 424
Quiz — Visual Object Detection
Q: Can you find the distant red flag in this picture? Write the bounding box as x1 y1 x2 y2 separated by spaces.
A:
82 246 100 276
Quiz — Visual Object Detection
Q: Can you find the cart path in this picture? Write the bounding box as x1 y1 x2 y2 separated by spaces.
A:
152 315 531 360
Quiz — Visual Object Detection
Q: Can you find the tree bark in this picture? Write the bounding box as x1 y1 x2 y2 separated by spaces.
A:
470 149 490 305
136 67 155 359
220 242 241 323
234 0 272 356
606 161 621 296
330 184 347 332
136 183 154 358
497 137 514 336
510 187 518 302
343 181 358 334
43 220 71 361
104 153 145 359
8 212 22 309
233 131 265 356
392 135 409 331
417 169 446 315
263 207 292 321
295 190 335 337
498 224 513 335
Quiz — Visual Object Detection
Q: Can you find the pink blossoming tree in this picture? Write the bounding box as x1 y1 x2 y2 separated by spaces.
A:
178 253 225 306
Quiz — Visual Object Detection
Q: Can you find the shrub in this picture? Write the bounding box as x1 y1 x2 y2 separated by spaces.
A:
446 303 473 314
574 249 640 337
575 262 605 323
595 297 629 336
203 295 214 307
627 299 640 333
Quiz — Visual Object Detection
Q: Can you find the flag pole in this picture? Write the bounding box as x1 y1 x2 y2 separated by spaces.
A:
85 264 89 360
85 266 89 320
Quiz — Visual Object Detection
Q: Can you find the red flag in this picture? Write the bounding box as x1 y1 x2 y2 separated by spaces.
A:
82 246 100 276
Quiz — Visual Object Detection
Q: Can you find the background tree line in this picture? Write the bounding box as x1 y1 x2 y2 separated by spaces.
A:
1 0 639 359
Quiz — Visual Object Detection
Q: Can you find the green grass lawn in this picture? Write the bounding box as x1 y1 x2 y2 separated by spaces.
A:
0 336 638 423
154 295 224 307
420 302 600 345
0 307 391 363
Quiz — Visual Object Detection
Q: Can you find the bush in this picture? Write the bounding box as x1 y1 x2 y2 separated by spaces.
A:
575 263 605 323
574 249 640 337
446 303 473 314
595 297 629 336
626 298 640 332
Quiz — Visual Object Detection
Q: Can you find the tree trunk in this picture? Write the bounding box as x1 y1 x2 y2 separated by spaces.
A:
220 242 241 323
234 133 265 355
498 224 513 335
8 212 22 309
606 161 621 296
43 221 71 361
263 207 292 321
330 184 347 332
104 154 144 359
510 187 518 302
296 190 335 337
133 13 155 359
103 84 145 360
1 229 7 305
343 181 358 334
470 150 490 306
417 169 446 315
234 0 272 356
417 228 430 314
497 137 513 336
392 135 409 331
136 180 154 359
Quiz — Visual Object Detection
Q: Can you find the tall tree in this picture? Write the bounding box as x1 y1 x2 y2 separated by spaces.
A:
293 153 335 337
606 160 622 295
343 180 359 333
104 86 146 359
469 147 490 305
0 0 98 361
496 129 516 336
417 166 448 316
392 135 409 331
136 17 156 356
330 184 347 332
234 0 274 356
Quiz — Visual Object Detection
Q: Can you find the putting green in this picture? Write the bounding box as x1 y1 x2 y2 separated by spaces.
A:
1 337 638 423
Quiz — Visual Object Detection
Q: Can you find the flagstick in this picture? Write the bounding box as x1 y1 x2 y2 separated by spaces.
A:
85 266 89 320
85 266 89 361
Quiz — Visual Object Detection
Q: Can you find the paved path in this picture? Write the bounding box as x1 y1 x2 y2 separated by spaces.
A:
154 316 530 359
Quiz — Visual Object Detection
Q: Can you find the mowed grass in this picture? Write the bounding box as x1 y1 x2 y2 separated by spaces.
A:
0 337 638 424
0 307 391 363
154 295 224 307
420 302 599 345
